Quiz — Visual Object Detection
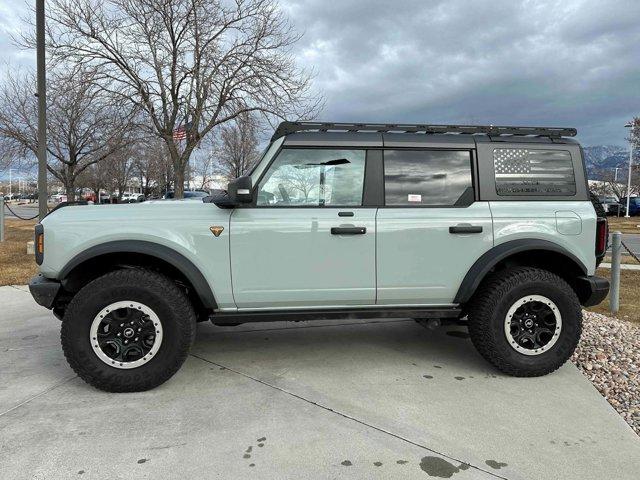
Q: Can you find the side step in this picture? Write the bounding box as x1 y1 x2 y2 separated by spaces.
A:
211 306 461 324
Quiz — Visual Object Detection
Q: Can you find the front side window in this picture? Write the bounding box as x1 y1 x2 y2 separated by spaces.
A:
257 149 366 206
493 148 576 196
384 150 472 206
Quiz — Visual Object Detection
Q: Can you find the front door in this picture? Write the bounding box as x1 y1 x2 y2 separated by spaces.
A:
376 149 494 305
230 147 376 309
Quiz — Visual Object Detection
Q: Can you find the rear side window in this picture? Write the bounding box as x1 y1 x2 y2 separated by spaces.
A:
493 148 576 196
384 150 472 206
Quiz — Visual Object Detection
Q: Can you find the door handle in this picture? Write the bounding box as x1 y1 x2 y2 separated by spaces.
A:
449 225 483 234
331 227 366 235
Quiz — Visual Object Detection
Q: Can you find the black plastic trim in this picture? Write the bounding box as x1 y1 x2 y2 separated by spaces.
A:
449 225 482 234
213 306 461 323
58 241 217 309
331 227 366 235
28 274 61 309
454 239 589 304
575 275 609 307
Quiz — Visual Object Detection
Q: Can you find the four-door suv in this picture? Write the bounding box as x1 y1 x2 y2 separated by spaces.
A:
29 122 610 392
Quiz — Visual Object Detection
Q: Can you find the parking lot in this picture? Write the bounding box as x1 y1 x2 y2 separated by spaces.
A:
1 285 639 480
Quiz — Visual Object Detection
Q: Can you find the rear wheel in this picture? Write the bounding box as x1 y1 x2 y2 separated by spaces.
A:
467 267 582 376
61 269 196 392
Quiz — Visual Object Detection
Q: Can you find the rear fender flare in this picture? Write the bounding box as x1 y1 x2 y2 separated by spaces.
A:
454 239 588 304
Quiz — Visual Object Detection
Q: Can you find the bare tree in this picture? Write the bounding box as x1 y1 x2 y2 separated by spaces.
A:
78 158 110 202
0 68 134 201
107 147 136 201
131 138 171 196
189 154 216 190
213 112 261 182
43 0 322 198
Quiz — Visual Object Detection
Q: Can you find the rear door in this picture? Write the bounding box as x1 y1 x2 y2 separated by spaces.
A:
376 145 494 305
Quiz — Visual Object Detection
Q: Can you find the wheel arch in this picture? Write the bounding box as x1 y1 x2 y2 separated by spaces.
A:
57 240 217 312
454 239 588 304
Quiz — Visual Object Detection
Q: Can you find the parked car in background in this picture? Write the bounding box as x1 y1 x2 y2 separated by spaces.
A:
163 190 209 200
50 194 67 203
121 192 146 203
620 197 640 216
597 196 625 216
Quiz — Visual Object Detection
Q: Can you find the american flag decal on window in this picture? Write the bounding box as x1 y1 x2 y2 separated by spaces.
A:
493 148 576 196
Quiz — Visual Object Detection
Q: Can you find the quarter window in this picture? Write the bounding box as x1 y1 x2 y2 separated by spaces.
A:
493 148 576 196
384 150 472 206
257 149 366 206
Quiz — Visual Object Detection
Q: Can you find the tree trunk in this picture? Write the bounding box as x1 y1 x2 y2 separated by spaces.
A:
65 179 76 202
174 168 185 198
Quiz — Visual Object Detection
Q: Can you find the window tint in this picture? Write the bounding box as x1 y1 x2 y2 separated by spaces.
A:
494 148 576 196
257 149 365 206
384 150 472 206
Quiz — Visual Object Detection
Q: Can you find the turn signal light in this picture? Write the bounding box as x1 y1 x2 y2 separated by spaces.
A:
34 224 44 265
36 233 44 254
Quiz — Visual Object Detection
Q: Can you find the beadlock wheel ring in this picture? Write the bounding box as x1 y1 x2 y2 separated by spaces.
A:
89 300 163 369
504 295 562 356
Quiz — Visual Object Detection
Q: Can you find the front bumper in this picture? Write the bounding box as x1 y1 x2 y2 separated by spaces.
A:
28 275 61 309
575 275 610 307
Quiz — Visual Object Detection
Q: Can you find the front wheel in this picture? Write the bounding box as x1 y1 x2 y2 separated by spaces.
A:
467 267 582 377
61 269 196 392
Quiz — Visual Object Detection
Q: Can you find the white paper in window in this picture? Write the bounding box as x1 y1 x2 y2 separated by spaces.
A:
407 194 422 202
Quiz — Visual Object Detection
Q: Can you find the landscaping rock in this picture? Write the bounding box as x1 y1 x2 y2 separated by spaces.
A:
572 311 640 435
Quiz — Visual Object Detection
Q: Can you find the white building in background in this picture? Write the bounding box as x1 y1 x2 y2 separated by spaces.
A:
187 174 228 192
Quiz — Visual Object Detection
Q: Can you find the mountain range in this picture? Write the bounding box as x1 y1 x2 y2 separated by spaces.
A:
582 145 637 180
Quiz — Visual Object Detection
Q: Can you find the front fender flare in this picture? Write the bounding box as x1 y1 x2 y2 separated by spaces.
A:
453 239 588 304
58 240 217 309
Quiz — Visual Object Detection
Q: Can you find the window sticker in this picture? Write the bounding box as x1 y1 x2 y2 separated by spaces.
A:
407 194 422 202
493 148 576 196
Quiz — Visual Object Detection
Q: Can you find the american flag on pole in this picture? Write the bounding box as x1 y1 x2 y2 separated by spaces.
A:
494 148 576 195
173 125 187 141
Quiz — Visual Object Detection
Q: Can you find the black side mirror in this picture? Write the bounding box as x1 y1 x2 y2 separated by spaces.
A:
228 176 253 204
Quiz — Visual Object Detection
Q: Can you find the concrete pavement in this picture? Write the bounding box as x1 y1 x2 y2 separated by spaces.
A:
1 285 639 479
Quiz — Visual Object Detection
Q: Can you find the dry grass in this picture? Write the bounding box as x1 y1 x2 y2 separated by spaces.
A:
587 268 640 324
607 216 640 234
0 219 38 286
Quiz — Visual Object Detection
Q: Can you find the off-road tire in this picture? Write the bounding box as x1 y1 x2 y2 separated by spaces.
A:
61 269 197 392
467 267 582 377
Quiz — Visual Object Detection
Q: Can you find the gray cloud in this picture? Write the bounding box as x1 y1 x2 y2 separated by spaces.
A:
1 0 637 146
282 0 640 146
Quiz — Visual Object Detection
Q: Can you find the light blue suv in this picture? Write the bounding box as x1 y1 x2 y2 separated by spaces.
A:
29 122 610 391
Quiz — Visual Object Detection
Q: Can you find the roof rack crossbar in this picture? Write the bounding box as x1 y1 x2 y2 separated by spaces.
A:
271 121 577 141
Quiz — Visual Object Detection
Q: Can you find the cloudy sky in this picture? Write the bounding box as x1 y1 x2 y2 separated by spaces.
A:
1 0 639 146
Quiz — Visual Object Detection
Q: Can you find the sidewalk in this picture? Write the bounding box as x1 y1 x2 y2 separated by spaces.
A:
1 285 638 479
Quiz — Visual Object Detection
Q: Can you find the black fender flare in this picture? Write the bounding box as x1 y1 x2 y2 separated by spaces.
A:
453 239 588 304
58 240 217 309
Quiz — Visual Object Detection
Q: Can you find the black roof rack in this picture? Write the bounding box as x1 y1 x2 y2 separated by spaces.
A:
271 121 577 141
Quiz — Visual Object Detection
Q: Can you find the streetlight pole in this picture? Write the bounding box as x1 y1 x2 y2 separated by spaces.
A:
36 0 47 221
625 122 634 218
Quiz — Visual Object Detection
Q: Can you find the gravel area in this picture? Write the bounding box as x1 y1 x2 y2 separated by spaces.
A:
572 310 639 435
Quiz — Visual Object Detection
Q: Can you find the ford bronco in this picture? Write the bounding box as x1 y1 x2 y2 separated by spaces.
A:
29 122 610 392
